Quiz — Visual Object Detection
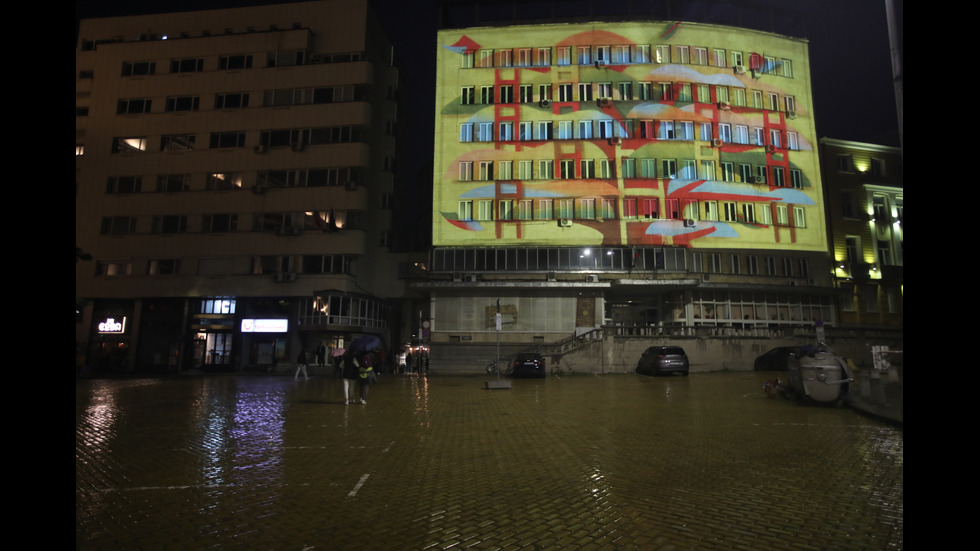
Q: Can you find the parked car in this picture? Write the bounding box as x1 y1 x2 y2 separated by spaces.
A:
510 352 546 378
753 347 803 371
636 346 689 376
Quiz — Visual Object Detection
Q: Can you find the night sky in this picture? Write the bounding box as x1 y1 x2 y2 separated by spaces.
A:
76 0 903 154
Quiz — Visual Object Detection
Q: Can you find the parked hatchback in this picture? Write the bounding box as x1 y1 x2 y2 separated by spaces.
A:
510 353 546 378
636 346 690 376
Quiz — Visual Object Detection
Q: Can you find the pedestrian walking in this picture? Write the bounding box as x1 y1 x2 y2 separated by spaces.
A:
333 351 343 379
294 349 309 381
357 351 377 404
316 343 327 367
342 350 360 404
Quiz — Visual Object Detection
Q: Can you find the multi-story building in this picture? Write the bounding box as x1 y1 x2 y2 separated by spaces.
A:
426 20 837 370
820 138 903 328
75 0 411 373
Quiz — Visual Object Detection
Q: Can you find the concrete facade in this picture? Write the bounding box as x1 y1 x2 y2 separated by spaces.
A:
75 0 414 374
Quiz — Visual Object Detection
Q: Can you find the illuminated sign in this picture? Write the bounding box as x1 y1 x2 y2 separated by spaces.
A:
240 319 288 333
98 317 127 334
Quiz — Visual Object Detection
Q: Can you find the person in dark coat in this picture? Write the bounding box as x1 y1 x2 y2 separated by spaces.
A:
342 350 359 404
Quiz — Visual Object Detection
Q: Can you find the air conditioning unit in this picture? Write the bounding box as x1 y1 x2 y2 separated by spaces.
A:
733 65 746 75
786 109 797 119
594 60 607 68
539 99 552 107
597 98 611 107
547 271 557 282
452 273 463 282
683 219 697 227
463 274 478 282
558 219 573 227
717 101 731 110
585 275 599 283
711 138 723 147
753 176 766 184
608 136 622 145
766 144 777 153
252 184 265 194
254 144 266 154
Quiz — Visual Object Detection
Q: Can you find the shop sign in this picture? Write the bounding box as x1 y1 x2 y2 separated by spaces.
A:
240 319 288 333
98 317 127 334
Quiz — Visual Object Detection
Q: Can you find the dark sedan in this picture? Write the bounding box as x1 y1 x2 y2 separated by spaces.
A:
753 347 803 371
510 353 546 378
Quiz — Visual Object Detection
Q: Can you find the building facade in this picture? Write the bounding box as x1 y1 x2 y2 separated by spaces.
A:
426 20 836 367
820 138 903 328
75 0 411 373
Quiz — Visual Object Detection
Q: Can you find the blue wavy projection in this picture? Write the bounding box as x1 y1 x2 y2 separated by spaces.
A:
667 180 816 205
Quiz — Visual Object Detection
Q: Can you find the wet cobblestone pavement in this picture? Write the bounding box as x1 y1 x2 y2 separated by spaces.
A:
76 372 903 550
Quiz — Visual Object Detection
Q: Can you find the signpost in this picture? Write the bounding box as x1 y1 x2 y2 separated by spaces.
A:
486 299 511 389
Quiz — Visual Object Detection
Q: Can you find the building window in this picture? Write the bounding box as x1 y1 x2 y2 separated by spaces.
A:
622 197 638 218
147 259 180 275
106 176 141 194
170 58 204 73
680 160 696 179
781 59 793 78
122 61 155 76
536 47 551 66
518 122 532 141
499 85 514 104
721 162 735 182
518 161 533 180
461 86 475 105
96 261 133 276
757 204 771 225
557 46 571 66
790 169 804 189
498 161 513 180
703 201 718 221
478 161 494 181
480 86 494 104
558 83 573 102
152 215 187 234
459 161 473 181
209 131 246 148
517 48 532 66
478 122 493 142
559 159 575 179
557 121 572 140
459 123 473 142
477 200 494 221
577 46 591 65
658 121 675 140
640 198 659 219
675 46 690 64
724 202 738 222
661 159 676 178
718 124 732 143
536 199 554 220
578 82 593 102
537 121 553 140
157 174 190 192
165 95 200 112
458 201 473 221
218 54 252 70
498 49 512 67
693 47 708 65
498 121 513 141
772 167 785 187
203 214 238 233
581 160 596 179
655 45 670 63
207 172 242 190
732 88 746 107
621 158 636 178
519 84 533 103
538 160 554 179
793 207 806 227
713 49 726 67
517 199 533 220
837 154 854 173
739 164 753 184
498 200 513 220
742 204 756 223
461 51 474 68
112 137 148 153
215 92 249 109
538 84 552 101
117 98 152 114
578 120 593 139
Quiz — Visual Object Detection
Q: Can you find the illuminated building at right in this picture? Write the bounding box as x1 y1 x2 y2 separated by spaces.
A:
819 138 903 329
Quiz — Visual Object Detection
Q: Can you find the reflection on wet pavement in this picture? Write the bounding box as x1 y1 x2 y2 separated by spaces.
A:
77 372 902 550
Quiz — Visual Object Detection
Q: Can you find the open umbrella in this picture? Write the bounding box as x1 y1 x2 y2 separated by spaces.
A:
349 335 381 353
331 347 346 357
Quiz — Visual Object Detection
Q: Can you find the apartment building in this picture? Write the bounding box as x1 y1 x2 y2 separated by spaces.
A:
75 0 409 373
820 138 903 328
425 20 836 364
